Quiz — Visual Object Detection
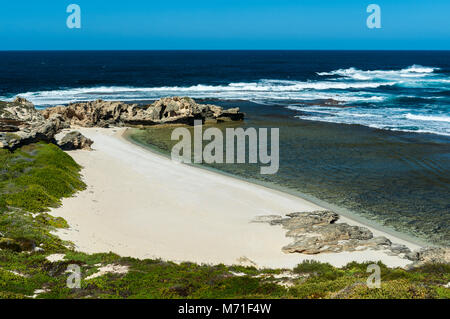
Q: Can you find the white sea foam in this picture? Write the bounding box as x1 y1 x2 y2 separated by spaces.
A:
3 64 448 137
288 105 450 137
6 64 447 106
405 113 450 123
5 80 392 106
317 65 439 81
292 113 450 137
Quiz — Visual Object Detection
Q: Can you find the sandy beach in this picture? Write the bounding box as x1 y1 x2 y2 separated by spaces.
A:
49 127 422 269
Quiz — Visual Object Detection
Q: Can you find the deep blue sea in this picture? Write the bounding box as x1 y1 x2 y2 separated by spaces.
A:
1 50 450 136
1 51 449 244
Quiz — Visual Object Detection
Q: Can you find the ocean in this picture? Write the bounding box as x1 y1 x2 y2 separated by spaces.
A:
1 50 449 244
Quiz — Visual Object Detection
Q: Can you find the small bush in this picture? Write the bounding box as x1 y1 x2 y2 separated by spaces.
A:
346 279 435 299
294 260 344 280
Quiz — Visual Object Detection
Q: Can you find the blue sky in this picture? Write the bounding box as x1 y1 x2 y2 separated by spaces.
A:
0 0 449 50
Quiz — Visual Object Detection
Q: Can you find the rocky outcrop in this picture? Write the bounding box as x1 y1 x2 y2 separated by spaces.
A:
41 97 244 127
253 211 411 255
0 118 24 132
0 98 70 150
0 97 44 124
57 131 94 151
0 115 68 150
405 247 450 268
1 96 243 150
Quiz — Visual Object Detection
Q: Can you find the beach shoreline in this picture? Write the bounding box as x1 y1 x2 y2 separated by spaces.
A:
124 127 431 249
49 127 423 269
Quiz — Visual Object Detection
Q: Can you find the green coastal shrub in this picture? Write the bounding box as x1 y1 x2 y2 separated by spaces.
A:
346 279 434 299
0 142 83 252
293 260 344 280
0 142 85 214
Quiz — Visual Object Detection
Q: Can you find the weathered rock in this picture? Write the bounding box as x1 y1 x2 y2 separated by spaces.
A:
254 211 411 256
405 247 450 268
283 223 375 254
0 118 23 132
1 96 242 150
41 97 244 127
281 211 339 229
0 98 72 150
0 98 44 125
57 131 93 150
0 113 69 150
41 100 129 128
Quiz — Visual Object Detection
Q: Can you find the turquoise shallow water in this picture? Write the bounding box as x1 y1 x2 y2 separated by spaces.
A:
129 100 450 246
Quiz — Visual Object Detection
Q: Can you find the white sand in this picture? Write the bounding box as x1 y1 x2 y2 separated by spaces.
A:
50 127 421 269
85 264 129 280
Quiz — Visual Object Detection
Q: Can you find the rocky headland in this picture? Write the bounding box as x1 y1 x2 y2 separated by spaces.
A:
40 96 244 127
0 96 244 150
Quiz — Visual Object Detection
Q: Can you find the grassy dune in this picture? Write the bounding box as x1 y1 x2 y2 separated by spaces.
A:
0 143 449 299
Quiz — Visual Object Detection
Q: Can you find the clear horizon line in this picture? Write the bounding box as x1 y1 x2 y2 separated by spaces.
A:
1 49 450 52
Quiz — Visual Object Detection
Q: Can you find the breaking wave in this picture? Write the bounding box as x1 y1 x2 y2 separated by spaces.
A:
3 65 449 137
4 80 392 106
317 64 439 80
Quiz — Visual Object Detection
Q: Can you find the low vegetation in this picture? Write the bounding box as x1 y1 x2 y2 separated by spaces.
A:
0 143 449 299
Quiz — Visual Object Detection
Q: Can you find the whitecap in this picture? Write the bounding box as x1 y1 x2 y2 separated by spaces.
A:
405 113 450 123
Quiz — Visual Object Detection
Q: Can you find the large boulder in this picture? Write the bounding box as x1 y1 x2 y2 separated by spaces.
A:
57 131 93 151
